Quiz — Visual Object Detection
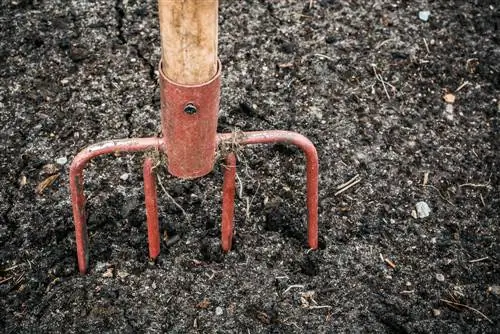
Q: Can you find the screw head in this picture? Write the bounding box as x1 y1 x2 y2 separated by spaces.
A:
184 103 197 115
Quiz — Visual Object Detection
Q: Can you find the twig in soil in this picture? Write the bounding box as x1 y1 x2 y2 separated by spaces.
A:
400 290 415 294
423 38 430 54
480 193 486 207
422 172 429 186
335 175 361 196
313 53 335 62
371 64 395 100
336 174 359 190
235 172 244 199
459 183 492 190
379 253 396 268
0 276 13 284
384 258 396 269
469 257 489 263
455 81 470 93
308 305 332 310
156 175 188 218
308 0 314 9
425 185 455 206
2 264 22 271
440 298 493 324
375 39 394 49
283 284 305 294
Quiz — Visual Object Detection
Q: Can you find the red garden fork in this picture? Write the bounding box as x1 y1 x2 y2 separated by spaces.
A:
70 0 319 273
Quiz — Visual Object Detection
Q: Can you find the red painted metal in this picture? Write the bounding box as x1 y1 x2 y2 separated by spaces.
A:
218 131 319 250
143 157 161 260
159 60 221 179
70 137 162 273
221 153 237 251
69 62 319 273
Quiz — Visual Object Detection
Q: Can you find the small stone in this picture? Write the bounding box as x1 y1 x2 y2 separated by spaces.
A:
102 268 113 278
411 209 418 219
487 285 500 296
418 10 430 22
56 157 68 165
415 201 431 218
120 173 129 181
151 281 157 290
443 93 456 104
433 309 441 317
215 306 223 316
436 273 445 282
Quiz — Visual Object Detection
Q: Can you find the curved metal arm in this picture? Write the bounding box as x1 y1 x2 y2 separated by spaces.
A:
218 131 319 250
70 137 162 273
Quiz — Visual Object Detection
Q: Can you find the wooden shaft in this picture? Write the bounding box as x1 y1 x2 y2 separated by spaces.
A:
158 0 218 85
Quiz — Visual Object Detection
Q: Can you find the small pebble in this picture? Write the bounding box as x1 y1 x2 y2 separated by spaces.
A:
443 93 456 104
436 273 445 282
433 309 441 317
488 285 500 296
415 201 431 218
56 157 68 165
102 268 113 278
215 306 223 316
120 173 129 181
418 10 430 22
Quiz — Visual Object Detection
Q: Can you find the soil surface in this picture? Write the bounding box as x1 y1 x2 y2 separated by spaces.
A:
1 0 499 333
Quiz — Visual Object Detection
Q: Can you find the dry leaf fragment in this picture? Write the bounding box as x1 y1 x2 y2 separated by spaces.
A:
196 298 211 309
18 175 27 187
36 173 60 194
443 93 456 104
102 268 114 278
255 311 270 324
41 164 60 176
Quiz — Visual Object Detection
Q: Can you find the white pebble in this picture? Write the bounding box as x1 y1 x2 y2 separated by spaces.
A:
418 10 430 22
120 173 129 181
436 273 445 282
215 306 223 316
415 201 431 218
56 157 68 165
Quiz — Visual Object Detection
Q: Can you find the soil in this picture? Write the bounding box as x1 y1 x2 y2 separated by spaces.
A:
1 0 499 333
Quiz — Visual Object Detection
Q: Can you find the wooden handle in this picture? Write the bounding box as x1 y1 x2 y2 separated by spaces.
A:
158 0 218 85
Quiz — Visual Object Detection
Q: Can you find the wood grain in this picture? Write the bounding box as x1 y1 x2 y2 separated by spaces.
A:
158 0 218 85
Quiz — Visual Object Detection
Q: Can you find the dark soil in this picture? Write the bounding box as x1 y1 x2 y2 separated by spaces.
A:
1 0 499 333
